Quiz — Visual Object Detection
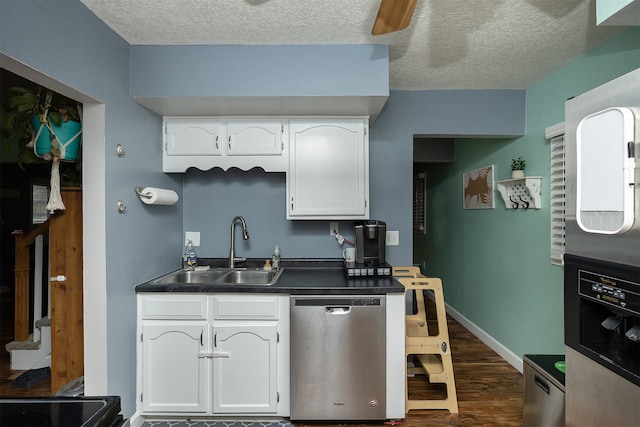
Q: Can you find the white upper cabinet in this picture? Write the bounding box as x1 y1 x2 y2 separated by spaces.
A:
163 117 287 172
165 118 223 157
287 118 369 220
227 120 285 156
162 116 371 220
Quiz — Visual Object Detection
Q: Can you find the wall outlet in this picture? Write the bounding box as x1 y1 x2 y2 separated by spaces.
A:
386 230 399 246
185 231 200 246
330 222 339 236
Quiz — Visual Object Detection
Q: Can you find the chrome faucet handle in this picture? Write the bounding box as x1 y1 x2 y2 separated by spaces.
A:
229 215 250 268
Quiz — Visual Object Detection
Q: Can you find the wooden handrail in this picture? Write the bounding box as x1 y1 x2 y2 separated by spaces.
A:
18 219 51 247
12 219 51 342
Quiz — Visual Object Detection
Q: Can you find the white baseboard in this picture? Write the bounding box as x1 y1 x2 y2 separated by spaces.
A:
445 303 523 373
128 412 143 427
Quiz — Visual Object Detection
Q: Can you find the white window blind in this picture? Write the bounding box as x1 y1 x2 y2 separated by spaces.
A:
413 172 426 234
546 123 565 266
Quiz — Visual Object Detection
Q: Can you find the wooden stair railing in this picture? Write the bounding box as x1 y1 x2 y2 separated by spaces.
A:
11 188 84 394
12 220 51 342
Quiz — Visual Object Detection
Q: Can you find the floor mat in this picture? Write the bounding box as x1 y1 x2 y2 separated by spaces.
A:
143 421 294 427
11 367 51 388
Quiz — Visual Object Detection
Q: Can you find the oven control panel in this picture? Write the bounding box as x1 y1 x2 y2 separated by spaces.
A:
579 269 640 315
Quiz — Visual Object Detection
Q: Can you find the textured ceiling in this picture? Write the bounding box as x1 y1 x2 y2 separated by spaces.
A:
80 0 626 90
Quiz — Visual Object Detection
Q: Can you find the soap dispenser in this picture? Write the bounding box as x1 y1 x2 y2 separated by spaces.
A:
183 240 198 270
272 245 281 271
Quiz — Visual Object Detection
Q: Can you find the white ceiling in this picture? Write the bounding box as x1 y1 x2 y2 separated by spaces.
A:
80 0 630 91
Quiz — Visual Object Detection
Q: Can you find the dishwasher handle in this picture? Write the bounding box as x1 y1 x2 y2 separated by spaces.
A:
293 297 382 307
326 306 351 314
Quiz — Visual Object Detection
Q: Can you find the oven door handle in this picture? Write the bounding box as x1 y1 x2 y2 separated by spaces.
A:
534 375 550 394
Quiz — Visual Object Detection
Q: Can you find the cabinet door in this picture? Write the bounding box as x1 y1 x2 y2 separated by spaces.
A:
288 119 369 219
227 120 284 156
141 321 209 413
164 118 223 156
212 322 278 413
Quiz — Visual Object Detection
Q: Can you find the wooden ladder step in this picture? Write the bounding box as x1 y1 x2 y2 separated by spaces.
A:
415 354 446 382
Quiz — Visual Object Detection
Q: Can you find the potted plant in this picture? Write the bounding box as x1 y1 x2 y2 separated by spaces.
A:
510 156 526 179
1 85 83 212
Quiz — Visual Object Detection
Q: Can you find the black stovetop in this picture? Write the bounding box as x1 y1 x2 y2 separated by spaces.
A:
0 396 122 427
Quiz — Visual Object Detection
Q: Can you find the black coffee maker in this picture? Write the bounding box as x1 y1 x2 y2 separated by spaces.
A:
354 220 386 266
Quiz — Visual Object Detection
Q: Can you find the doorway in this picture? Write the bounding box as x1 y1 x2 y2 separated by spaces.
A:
412 136 455 272
0 55 108 396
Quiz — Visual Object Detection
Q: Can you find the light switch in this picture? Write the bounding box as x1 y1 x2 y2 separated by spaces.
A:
185 231 200 246
386 230 399 246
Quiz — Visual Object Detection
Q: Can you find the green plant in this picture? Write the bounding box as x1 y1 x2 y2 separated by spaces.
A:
510 156 526 171
1 86 82 186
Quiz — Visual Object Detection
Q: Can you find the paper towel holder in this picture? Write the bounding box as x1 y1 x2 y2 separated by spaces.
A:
135 187 152 200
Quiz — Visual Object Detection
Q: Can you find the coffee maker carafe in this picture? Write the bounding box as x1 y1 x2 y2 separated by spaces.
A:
354 220 386 266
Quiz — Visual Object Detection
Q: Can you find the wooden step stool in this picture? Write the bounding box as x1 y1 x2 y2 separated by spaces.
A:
393 266 459 413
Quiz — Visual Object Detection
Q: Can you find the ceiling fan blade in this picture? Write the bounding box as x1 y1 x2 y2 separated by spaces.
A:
372 0 417 35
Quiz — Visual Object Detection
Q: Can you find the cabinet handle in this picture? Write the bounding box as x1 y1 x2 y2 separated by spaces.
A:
228 136 232 150
214 333 217 348
291 197 294 210
200 331 203 346
212 351 230 358
534 375 550 394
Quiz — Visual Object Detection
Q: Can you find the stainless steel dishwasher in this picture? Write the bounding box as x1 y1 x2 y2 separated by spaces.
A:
290 295 386 421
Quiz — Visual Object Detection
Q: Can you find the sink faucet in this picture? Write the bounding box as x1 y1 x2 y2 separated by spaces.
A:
229 215 249 268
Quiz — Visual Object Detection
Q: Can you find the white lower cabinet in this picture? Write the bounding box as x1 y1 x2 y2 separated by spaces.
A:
137 293 288 417
141 321 209 413
213 322 278 413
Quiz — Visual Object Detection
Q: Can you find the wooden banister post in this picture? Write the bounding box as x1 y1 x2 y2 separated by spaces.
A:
12 231 30 342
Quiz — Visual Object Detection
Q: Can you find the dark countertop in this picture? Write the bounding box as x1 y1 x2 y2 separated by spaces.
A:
135 258 405 295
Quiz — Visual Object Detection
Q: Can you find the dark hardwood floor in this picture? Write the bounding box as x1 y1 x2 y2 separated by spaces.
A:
1 289 523 426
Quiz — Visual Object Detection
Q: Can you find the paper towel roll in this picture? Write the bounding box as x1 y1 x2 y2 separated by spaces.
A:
139 187 179 205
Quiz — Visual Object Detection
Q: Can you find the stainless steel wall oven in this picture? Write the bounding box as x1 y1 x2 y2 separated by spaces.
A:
564 254 640 387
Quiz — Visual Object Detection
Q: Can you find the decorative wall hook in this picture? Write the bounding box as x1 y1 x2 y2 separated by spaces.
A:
509 196 519 209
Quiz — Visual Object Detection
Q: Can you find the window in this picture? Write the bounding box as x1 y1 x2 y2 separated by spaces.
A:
546 123 565 266
413 172 426 234
31 183 49 225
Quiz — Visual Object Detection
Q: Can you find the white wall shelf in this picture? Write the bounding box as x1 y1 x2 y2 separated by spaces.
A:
496 177 542 209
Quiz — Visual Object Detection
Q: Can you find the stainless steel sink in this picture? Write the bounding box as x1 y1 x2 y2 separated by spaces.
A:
149 268 283 286
149 270 230 285
217 269 281 285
